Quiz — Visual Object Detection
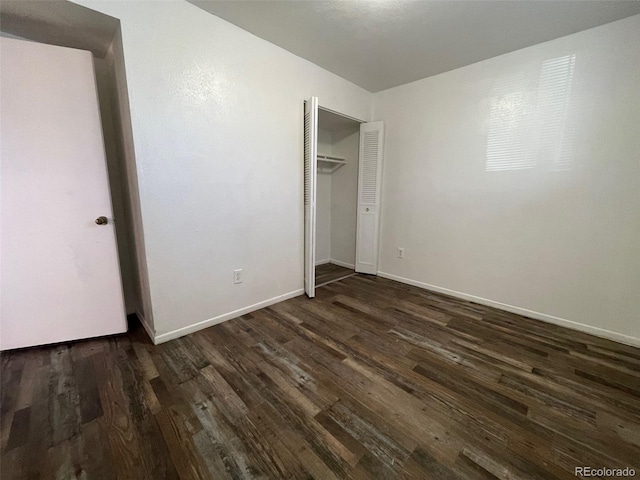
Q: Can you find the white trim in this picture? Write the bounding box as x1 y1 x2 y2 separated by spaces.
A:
153 289 305 344
315 259 331 266
377 271 640 348
135 310 156 344
329 259 355 269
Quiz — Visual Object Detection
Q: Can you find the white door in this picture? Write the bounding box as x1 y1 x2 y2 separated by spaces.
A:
355 121 385 275
303 97 318 297
0 38 127 350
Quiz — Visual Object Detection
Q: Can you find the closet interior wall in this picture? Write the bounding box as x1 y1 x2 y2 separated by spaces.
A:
315 111 360 271
316 128 334 264
330 127 359 268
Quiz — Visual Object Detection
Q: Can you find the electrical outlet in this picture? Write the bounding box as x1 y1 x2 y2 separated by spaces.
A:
397 247 405 259
233 269 243 284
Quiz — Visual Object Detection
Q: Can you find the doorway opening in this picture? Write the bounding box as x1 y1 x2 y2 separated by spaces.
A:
303 98 384 298
315 108 362 288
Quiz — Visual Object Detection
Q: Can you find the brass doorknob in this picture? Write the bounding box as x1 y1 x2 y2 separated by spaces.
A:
95 216 108 225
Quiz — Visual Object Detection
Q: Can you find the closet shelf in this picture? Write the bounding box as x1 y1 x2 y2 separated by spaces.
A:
317 154 346 174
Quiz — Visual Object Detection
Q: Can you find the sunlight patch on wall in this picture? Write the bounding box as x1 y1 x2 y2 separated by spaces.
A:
486 54 576 172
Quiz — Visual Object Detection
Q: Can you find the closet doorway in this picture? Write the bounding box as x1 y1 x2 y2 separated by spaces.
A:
303 97 384 298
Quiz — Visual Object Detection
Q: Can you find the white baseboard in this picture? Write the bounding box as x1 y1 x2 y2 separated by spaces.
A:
153 289 305 344
377 271 640 348
315 259 331 266
135 310 156 343
330 259 355 269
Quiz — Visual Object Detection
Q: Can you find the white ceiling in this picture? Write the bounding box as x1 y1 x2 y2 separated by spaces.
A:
189 0 640 92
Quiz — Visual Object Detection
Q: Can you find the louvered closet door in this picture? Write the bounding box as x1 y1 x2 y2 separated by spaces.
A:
303 97 319 297
356 122 385 275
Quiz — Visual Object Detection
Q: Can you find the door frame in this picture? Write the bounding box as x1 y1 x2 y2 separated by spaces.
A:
0 2 152 341
304 100 382 293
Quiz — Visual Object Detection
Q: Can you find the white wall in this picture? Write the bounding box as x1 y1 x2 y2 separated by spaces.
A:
75 0 372 341
373 15 640 346
316 129 333 264
331 128 360 267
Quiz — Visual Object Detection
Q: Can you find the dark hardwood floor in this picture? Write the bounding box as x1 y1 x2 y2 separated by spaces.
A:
2 275 639 479
315 263 355 287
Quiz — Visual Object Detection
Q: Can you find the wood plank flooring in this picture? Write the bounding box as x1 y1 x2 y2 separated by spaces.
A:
2 275 639 479
315 263 355 287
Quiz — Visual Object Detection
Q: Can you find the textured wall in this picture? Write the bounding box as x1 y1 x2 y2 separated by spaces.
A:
76 0 372 340
374 15 640 345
